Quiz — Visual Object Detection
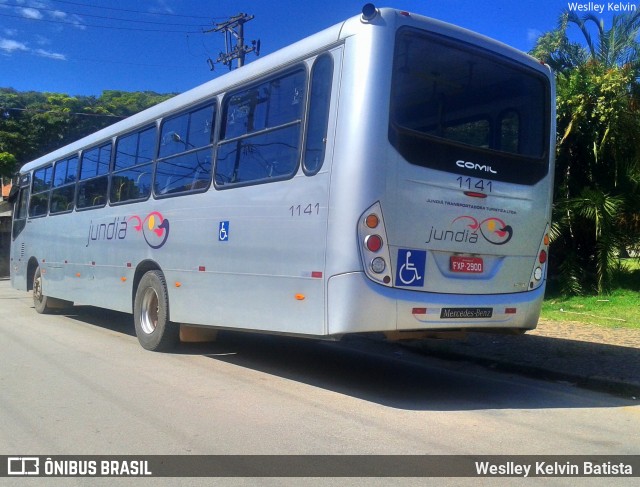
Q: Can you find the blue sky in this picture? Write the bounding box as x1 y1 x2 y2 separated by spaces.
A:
0 1 627 95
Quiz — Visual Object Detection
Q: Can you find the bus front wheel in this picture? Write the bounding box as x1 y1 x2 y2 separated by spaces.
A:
133 270 179 352
33 266 56 314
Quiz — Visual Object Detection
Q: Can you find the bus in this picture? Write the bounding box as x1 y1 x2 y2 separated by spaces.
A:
9 4 555 351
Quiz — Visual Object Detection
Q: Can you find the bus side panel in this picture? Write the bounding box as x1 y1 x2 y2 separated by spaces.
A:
164 172 331 336
32 210 134 313
164 48 344 335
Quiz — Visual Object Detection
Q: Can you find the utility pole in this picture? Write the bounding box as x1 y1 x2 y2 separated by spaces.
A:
205 13 260 71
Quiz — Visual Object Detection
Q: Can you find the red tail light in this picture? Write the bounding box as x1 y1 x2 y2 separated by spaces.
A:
365 234 383 252
539 249 547 264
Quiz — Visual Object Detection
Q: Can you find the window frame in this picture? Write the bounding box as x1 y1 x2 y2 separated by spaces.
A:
154 101 217 199
50 155 79 215
76 141 112 211
303 53 334 176
214 65 308 190
28 164 53 219
110 125 157 206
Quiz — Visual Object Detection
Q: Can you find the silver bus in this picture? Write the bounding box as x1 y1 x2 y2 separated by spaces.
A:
9 5 555 351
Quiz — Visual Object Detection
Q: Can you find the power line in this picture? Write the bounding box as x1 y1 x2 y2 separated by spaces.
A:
2 1 210 27
68 55 201 70
48 0 217 20
0 12 203 33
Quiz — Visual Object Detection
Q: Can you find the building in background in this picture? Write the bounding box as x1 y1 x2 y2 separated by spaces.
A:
0 178 12 277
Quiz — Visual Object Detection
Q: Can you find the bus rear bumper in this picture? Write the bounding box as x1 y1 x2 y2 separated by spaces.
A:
327 272 544 335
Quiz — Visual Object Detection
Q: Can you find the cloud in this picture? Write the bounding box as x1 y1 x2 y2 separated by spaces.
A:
18 7 42 19
34 48 65 60
0 36 66 60
0 38 28 53
149 0 174 14
50 9 67 20
11 2 86 29
65 13 85 30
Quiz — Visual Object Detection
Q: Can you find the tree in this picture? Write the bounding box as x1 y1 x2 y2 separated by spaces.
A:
0 88 175 177
532 10 640 293
0 151 17 178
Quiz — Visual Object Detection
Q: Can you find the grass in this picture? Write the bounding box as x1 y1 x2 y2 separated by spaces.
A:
540 259 640 330
541 289 640 329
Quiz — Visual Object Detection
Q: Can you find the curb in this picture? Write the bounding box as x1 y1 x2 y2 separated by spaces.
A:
402 343 640 399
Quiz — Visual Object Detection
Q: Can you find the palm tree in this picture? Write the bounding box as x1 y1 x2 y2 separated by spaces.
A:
567 10 640 70
532 10 640 294
533 10 640 72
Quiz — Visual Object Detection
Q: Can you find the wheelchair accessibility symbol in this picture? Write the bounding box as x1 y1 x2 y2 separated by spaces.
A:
218 221 229 241
396 249 426 287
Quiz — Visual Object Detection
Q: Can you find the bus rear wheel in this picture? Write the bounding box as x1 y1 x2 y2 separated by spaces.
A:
134 270 179 352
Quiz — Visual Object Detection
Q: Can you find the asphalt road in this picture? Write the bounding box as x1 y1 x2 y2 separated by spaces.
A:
0 280 638 485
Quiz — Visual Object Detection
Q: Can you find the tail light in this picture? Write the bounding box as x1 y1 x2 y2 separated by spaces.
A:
529 227 550 289
358 202 392 286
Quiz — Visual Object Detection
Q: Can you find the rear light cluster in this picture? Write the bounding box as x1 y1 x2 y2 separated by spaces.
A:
529 229 550 289
358 202 392 287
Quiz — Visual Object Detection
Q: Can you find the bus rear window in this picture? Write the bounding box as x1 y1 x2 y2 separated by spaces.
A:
389 28 550 184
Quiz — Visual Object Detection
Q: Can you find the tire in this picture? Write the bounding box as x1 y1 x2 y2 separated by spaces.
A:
32 266 54 314
133 270 179 352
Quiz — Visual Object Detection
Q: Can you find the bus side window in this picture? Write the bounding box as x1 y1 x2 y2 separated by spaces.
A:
159 104 214 159
77 142 110 210
29 165 52 218
111 126 156 204
50 155 78 214
303 53 334 175
216 68 306 187
155 103 215 196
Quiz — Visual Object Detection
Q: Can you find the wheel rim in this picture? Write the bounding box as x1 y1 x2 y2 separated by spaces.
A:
140 287 159 335
34 273 43 303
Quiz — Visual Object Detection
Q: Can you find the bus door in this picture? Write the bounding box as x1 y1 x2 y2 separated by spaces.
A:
9 174 31 290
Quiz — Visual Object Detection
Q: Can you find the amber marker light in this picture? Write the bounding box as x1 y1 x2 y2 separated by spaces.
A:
295 294 305 300
365 213 379 229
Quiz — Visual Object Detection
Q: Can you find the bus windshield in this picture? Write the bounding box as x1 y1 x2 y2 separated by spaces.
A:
389 28 550 185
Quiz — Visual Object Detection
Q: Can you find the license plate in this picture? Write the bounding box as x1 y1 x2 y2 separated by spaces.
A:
450 256 484 273
440 308 493 319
